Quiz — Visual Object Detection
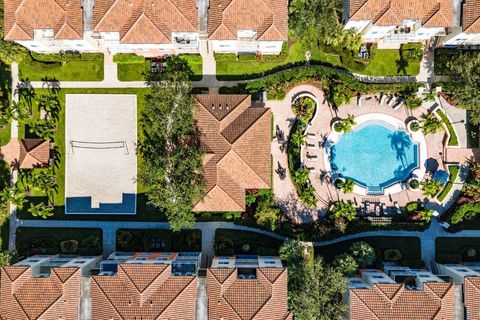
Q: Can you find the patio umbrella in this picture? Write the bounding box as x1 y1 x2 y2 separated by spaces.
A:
433 170 449 184
424 158 439 173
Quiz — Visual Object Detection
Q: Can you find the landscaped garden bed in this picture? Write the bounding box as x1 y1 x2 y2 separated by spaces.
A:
15 227 102 258
114 54 203 81
436 166 459 202
436 237 480 263
214 228 283 256
116 229 201 252
19 52 104 81
315 236 422 268
435 109 459 146
216 41 420 81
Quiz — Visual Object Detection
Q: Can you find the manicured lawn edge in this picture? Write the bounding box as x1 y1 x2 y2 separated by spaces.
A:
436 165 460 202
436 109 459 146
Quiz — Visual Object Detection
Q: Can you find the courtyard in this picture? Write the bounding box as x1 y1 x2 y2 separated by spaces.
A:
65 94 137 214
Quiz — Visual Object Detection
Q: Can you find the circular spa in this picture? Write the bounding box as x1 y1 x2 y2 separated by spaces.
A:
328 117 422 195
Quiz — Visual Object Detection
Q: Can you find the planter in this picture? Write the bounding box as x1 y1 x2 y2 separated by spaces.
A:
332 120 342 133
407 178 420 191
407 119 420 134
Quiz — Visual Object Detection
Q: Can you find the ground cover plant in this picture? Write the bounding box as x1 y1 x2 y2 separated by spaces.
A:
15 227 102 258
437 166 459 202
214 228 283 256
19 52 104 81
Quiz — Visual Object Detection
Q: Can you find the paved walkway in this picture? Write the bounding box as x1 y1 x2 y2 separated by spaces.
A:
438 96 469 148
266 84 329 223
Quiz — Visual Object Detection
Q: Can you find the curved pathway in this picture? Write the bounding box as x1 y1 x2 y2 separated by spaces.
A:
266 84 330 223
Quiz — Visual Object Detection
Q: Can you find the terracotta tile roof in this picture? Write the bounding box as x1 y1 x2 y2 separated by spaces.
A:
464 277 480 320
1 138 50 169
207 0 288 41
193 94 271 212
349 282 455 320
463 0 480 33
93 0 198 44
0 266 82 320
3 0 83 41
91 264 197 319
348 0 453 27
207 267 292 320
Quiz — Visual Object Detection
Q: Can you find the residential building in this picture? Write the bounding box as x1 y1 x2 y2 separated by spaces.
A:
346 268 455 319
344 0 454 47
91 252 201 319
92 0 199 56
207 0 288 54
444 0 480 46
1 138 51 169
0 254 101 320
193 94 271 212
207 255 292 319
3 0 96 53
436 263 480 319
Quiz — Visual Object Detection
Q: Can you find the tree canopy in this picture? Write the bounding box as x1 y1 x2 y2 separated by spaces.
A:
447 52 480 125
139 57 204 231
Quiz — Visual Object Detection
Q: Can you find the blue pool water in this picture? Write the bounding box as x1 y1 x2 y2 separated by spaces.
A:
330 122 419 193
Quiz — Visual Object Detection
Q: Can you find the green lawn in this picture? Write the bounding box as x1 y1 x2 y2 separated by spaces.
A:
117 229 201 252
0 62 12 146
360 49 420 76
214 228 284 256
15 227 102 258
216 41 420 80
216 41 341 79
19 55 104 81
16 87 171 221
116 54 203 81
437 166 460 202
436 109 459 146
436 237 480 263
315 236 422 268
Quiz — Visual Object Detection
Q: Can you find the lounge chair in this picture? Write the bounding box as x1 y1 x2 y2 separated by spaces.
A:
381 203 387 215
394 201 402 215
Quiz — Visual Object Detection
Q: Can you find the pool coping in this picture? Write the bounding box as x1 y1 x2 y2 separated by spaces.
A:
322 113 427 196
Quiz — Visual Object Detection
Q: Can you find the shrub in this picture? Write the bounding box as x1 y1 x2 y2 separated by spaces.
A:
436 253 462 264
60 240 78 254
245 193 256 206
421 179 443 197
467 247 477 258
409 121 420 132
450 203 480 224
330 200 357 221
400 43 423 62
351 241 376 268
200 212 212 221
113 53 145 64
292 96 316 124
436 110 459 146
405 96 422 109
384 249 402 262
224 211 242 220
333 253 358 276
409 179 420 190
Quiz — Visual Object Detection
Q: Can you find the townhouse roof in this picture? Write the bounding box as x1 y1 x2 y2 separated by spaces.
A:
0 266 82 320
348 0 453 27
91 264 198 319
463 0 480 33
207 267 292 320
207 0 288 41
349 282 455 319
93 0 198 44
3 0 83 41
1 138 50 169
464 277 480 320
193 94 271 212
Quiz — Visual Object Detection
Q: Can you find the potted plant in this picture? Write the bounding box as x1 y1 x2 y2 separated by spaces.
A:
407 119 420 133
408 178 420 191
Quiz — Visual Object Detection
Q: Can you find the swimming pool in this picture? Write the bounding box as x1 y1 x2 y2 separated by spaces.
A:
329 121 419 194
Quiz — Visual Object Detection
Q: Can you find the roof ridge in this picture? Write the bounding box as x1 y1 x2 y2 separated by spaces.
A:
14 280 63 320
51 267 79 283
94 0 121 31
257 267 286 284
221 107 268 144
164 0 196 30
210 268 236 284
217 181 244 209
156 276 196 317
230 110 271 186
373 2 394 24
351 0 372 17
4 22 31 40
422 1 441 25
2 266 29 282
91 277 124 318
119 264 168 294
350 289 381 320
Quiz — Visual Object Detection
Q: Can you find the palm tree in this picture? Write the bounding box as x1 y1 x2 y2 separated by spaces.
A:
330 200 357 221
339 114 356 133
28 202 54 219
291 130 306 147
342 30 362 52
421 113 443 135
423 90 437 102
28 117 56 140
421 179 443 197
299 186 317 208
418 209 434 222
30 169 57 205
117 231 133 250
292 168 310 185
340 179 354 194
0 185 27 210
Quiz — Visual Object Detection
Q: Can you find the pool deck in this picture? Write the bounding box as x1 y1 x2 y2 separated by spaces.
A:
303 93 447 211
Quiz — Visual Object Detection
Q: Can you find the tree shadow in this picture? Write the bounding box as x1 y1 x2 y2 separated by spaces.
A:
396 59 409 76
389 131 412 168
